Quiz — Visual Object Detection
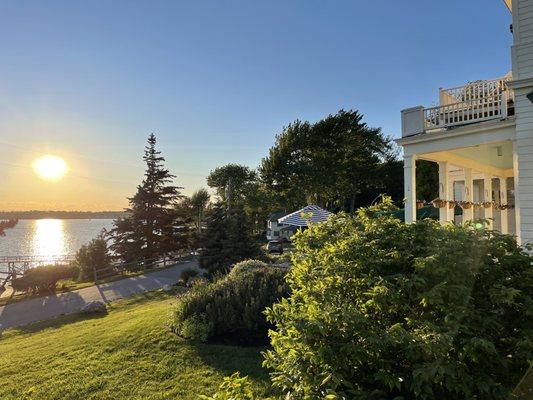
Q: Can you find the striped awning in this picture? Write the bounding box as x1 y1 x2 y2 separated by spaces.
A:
277 205 332 227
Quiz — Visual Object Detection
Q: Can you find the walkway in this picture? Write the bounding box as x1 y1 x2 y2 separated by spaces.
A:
0 260 199 330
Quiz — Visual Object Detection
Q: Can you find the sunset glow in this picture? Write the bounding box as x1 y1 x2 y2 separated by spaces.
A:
32 155 69 182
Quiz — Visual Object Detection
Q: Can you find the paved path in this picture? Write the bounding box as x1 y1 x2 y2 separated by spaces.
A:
0 260 199 330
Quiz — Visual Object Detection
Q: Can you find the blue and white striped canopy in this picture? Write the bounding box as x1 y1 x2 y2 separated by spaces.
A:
277 205 332 227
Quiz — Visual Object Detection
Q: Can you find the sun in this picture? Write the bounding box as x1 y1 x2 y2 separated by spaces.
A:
32 155 69 181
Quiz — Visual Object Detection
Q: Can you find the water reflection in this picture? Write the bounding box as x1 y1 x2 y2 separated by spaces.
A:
32 219 67 256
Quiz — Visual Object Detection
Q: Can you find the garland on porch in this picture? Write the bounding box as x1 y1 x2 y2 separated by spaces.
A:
411 198 515 211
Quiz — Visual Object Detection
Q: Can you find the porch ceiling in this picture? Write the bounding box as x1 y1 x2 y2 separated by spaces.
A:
451 141 513 170
419 140 514 177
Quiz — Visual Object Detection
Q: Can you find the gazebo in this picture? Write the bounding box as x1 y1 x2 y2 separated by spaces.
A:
277 205 332 227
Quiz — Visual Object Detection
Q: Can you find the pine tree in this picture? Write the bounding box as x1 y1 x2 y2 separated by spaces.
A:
198 202 228 273
199 201 260 275
111 134 183 265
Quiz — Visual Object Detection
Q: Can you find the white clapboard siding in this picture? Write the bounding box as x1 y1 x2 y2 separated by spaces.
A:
517 1 533 42
512 0 533 80
514 81 533 244
512 0 533 247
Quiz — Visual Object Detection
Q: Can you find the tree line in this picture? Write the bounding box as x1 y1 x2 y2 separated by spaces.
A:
90 109 436 275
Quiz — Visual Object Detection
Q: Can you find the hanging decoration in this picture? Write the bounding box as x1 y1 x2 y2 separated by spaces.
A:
459 201 473 210
431 198 447 208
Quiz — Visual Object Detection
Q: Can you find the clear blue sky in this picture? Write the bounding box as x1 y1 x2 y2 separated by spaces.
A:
0 0 512 210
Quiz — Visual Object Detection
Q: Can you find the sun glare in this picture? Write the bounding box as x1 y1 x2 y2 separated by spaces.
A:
32 155 69 181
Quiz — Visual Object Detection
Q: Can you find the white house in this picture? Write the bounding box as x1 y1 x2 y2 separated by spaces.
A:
397 0 533 245
266 211 295 241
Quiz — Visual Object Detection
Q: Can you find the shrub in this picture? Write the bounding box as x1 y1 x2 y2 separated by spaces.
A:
200 373 258 400
11 264 78 294
179 314 214 342
263 214 533 400
74 235 112 282
171 261 289 343
179 267 200 285
229 259 268 276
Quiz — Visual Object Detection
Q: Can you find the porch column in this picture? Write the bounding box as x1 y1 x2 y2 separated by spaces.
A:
463 168 474 222
483 175 493 230
513 140 521 243
404 155 417 223
438 162 452 224
500 177 508 234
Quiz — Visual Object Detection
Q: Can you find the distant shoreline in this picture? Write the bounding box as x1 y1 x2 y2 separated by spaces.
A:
0 211 127 220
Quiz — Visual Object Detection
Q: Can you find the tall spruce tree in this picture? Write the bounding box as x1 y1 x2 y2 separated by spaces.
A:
111 134 183 264
199 201 260 275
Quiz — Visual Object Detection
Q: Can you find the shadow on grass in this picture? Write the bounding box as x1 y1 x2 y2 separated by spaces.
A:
8 311 108 335
3 289 177 337
192 341 270 382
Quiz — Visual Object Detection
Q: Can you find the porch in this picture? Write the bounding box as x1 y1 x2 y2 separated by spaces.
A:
397 73 521 239
398 129 519 238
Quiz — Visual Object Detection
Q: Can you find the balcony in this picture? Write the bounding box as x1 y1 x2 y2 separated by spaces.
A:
401 74 514 137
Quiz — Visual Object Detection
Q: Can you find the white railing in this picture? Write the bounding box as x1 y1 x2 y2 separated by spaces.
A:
401 75 514 137
439 76 511 105
424 93 507 130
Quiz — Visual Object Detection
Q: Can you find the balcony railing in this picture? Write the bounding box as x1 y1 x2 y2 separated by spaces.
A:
401 75 514 137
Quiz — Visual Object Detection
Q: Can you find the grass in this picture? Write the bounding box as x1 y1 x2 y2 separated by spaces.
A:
0 291 270 399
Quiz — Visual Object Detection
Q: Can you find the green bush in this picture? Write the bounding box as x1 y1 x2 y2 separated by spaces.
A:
171 261 289 343
179 314 214 342
74 235 112 282
179 267 200 285
200 373 259 400
264 214 533 400
11 264 78 294
229 259 269 276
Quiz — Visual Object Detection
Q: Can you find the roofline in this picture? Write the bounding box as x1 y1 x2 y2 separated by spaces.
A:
395 118 516 147
503 0 512 13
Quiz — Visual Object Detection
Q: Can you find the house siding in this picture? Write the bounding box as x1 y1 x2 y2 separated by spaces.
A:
514 88 533 244
512 0 533 80
512 0 533 244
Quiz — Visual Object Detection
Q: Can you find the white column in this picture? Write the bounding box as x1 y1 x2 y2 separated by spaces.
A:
404 155 417 223
513 140 521 243
438 162 452 224
483 175 493 230
500 177 508 234
463 168 474 222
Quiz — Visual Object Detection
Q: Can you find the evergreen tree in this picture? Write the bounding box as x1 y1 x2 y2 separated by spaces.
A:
199 201 260 275
198 202 228 273
110 134 183 265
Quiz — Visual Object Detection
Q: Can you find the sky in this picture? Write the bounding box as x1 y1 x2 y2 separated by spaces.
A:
0 0 512 211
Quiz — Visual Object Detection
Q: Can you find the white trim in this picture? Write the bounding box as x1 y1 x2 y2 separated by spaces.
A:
484 174 494 230
513 140 522 243
396 119 515 148
463 168 474 221
507 76 533 89
404 155 417 223
500 178 509 234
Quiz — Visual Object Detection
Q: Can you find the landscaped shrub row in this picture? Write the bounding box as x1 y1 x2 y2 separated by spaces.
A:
11 264 78 294
171 260 289 344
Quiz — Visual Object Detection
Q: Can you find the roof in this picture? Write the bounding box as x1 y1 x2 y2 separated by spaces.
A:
267 211 287 222
277 205 332 227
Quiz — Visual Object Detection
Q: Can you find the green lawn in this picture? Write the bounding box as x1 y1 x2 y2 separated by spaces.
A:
0 291 270 399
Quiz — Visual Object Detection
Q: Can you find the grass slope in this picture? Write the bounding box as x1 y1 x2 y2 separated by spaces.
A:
0 291 269 399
